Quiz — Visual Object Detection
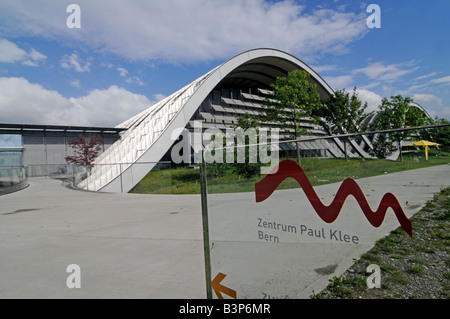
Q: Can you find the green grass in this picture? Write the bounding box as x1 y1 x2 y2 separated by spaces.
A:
312 186 450 299
130 150 450 195
407 265 424 275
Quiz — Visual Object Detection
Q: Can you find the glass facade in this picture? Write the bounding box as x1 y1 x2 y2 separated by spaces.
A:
0 134 25 189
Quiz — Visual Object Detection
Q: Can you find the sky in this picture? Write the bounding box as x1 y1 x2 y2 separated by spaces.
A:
0 0 449 129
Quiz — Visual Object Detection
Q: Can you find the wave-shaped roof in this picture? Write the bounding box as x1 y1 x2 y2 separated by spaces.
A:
78 48 335 192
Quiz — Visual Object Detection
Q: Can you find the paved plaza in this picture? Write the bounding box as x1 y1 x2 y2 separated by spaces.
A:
0 164 449 298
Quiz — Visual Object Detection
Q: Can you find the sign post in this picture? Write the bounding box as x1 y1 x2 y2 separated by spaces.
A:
200 152 212 299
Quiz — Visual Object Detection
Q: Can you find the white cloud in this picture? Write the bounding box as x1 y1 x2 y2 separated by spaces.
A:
0 77 73 125
438 107 450 119
431 75 450 84
324 75 353 90
0 77 152 127
125 75 144 86
61 52 91 72
0 0 368 63
22 48 47 66
69 85 151 125
153 93 167 102
70 79 81 88
0 39 27 63
101 62 114 69
352 61 419 82
116 67 144 86
353 88 383 112
28 48 46 61
428 107 450 120
360 82 380 90
0 38 46 66
412 93 443 107
402 83 427 94
116 67 128 77
414 72 437 81
310 64 337 73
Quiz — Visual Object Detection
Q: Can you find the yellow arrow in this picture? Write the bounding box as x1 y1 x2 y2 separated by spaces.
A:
211 272 237 299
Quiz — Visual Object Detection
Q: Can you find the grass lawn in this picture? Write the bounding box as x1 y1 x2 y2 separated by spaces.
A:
130 149 449 195
313 186 450 299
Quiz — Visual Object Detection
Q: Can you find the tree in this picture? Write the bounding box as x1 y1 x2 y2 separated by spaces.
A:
321 87 372 159
204 129 262 179
65 134 104 173
373 95 429 162
421 117 450 152
368 134 397 159
430 118 450 147
321 87 371 134
262 70 322 164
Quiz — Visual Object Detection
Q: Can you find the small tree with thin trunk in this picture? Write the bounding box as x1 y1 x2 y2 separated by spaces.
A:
373 95 429 162
321 87 372 159
368 134 397 159
263 70 322 165
65 134 104 173
321 87 371 135
235 70 322 165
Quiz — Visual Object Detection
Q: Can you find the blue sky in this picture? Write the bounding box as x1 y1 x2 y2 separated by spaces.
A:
0 0 449 128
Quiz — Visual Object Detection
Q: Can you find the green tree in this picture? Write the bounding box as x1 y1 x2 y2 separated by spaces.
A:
262 70 322 164
373 95 429 162
235 113 261 130
322 87 371 134
426 117 450 149
368 134 397 159
321 88 372 159
205 129 262 180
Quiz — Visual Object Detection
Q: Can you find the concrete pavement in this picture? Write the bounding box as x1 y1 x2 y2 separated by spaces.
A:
0 164 449 298
207 164 450 298
0 178 205 298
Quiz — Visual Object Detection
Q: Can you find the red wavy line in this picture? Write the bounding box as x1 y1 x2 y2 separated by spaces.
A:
255 160 412 236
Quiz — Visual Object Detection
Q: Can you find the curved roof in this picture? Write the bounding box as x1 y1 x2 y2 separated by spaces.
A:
364 100 433 130
410 102 433 120
78 48 335 192
214 49 334 101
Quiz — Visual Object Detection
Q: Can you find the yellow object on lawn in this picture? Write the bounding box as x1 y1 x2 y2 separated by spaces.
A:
405 140 441 160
